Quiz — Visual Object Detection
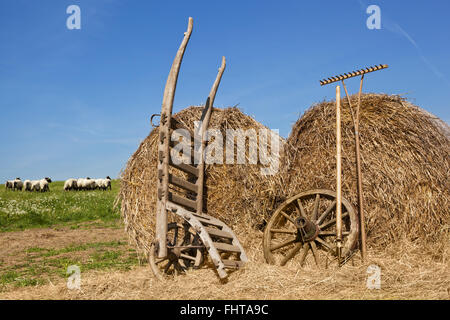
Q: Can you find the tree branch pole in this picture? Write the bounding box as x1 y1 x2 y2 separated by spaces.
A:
196 57 226 215
355 74 367 262
156 17 193 258
340 76 367 262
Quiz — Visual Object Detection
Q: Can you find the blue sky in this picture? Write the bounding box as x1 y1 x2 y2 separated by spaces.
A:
1 0 449 182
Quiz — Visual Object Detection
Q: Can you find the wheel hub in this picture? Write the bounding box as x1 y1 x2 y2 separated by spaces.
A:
295 217 320 242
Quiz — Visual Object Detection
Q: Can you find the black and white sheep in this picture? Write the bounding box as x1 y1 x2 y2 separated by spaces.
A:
5 180 13 190
13 178 23 191
28 178 52 192
76 177 95 191
30 180 41 191
64 178 78 191
42 177 52 192
95 176 112 191
23 180 32 191
5 178 22 191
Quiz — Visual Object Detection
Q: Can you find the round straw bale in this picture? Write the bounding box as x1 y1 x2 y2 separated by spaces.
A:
281 93 449 247
118 106 284 257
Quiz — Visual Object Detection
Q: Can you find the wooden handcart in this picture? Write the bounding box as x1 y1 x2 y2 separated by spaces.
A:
149 18 247 280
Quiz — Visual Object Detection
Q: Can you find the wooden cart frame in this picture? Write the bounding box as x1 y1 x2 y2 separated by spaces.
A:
150 18 247 280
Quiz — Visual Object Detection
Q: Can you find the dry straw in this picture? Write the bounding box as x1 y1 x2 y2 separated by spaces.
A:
281 93 449 247
118 106 285 258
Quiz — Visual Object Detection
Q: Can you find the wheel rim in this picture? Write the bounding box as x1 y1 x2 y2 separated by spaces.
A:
150 222 205 279
263 189 359 267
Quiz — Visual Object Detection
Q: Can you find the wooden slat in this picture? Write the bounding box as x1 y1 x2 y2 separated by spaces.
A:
193 212 214 220
169 140 200 158
204 227 233 239
168 192 197 211
170 175 198 193
213 242 241 253
158 170 198 193
169 158 199 176
195 215 224 227
222 259 244 269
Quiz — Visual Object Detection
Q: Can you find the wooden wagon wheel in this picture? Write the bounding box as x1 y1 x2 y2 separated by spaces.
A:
150 222 205 279
263 189 359 268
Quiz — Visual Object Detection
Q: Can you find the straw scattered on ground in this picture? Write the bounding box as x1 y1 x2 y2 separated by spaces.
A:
1 233 448 300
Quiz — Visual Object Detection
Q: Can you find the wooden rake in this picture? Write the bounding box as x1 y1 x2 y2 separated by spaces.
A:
319 64 388 263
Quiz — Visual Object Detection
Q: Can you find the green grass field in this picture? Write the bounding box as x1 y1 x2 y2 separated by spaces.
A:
0 180 140 291
0 180 121 231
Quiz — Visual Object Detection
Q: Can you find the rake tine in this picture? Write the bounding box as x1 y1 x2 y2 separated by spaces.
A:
319 64 387 86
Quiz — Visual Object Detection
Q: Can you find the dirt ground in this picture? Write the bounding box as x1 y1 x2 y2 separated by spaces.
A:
0 225 448 300
0 224 127 268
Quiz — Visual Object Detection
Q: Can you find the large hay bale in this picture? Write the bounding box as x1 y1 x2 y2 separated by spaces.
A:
282 93 449 246
118 106 284 256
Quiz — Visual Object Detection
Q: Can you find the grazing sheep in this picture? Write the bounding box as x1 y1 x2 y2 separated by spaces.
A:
5 178 22 191
76 178 85 190
85 178 96 190
77 177 94 191
28 178 52 192
64 178 78 191
5 180 13 190
30 180 41 191
13 178 23 191
92 176 111 191
23 180 32 191
93 179 102 190
39 177 52 192
104 176 112 190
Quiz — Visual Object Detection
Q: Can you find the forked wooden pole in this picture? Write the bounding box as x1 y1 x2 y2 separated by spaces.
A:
340 76 367 262
336 85 343 263
355 74 367 262
156 17 193 258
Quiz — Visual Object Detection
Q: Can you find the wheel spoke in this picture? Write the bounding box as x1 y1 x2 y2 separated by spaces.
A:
155 257 169 265
315 237 335 253
310 241 320 266
173 228 179 246
173 261 185 274
270 238 296 251
179 245 204 252
180 253 197 261
296 199 307 218
319 212 349 230
299 243 310 266
313 194 320 220
280 242 303 266
317 200 336 224
280 211 296 224
319 231 350 237
270 228 296 234
163 260 173 273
